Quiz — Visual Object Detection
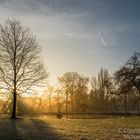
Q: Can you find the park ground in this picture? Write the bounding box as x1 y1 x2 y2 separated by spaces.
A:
0 115 140 140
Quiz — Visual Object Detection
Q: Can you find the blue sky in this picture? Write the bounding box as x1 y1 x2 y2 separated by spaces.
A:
0 0 140 84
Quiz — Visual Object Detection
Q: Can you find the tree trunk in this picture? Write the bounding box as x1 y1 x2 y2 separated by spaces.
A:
137 99 140 113
49 96 51 113
71 95 74 113
106 92 108 112
66 93 68 118
11 90 17 119
138 91 140 113
57 92 60 113
124 94 128 114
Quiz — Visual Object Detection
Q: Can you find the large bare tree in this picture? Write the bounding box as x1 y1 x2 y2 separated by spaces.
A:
115 52 140 112
0 19 47 118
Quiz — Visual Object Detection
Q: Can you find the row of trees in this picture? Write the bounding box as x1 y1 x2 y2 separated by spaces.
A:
32 52 140 114
44 52 140 114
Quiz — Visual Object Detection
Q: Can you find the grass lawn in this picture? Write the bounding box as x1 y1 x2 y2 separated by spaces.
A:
0 115 140 140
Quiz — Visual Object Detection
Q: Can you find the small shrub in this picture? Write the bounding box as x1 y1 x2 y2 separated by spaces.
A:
56 113 63 119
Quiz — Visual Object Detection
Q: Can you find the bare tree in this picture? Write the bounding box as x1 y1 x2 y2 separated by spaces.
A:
115 52 140 112
55 89 64 113
58 72 89 115
0 19 47 119
46 85 55 112
91 68 112 112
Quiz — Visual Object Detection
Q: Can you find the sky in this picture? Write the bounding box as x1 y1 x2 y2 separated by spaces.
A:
0 0 140 85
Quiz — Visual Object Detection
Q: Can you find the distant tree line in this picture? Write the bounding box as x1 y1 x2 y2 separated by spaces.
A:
56 52 140 114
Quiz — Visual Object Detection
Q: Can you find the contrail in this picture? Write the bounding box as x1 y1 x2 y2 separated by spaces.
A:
98 31 107 47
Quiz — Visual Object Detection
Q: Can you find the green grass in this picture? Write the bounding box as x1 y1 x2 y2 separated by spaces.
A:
0 115 140 140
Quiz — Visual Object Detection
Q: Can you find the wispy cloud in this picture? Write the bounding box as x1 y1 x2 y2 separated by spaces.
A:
98 31 107 47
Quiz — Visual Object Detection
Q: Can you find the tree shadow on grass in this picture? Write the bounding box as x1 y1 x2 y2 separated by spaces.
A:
0 117 62 140
30 119 62 140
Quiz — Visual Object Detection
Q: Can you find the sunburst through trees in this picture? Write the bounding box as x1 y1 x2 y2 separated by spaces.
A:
0 19 47 119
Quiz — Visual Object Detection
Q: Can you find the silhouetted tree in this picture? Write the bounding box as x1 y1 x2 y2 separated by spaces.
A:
115 52 140 112
91 68 112 112
0 19 47 118
55 89 64 113
46 85 55 112
58 72 89 115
